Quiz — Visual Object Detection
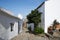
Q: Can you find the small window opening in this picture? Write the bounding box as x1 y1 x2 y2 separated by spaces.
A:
10 23 14 31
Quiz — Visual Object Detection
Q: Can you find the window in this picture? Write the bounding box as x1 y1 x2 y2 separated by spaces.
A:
10 23 14 31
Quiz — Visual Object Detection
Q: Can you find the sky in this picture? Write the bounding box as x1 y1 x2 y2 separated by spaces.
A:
0 0 45 18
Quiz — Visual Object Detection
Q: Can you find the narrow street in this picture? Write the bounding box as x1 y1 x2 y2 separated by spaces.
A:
11 28 49 40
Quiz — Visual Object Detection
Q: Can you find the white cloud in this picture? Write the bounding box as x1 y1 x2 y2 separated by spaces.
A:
18 14 23 19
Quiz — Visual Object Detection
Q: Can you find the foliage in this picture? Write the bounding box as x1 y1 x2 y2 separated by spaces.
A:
27 9 42 27
34 27 44 34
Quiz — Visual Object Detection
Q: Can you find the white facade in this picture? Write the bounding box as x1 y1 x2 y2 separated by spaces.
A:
0 8 21 40
27 23 34 31
45 0 60 33
37 0 60 33
37 2 45 29
18 20 23 33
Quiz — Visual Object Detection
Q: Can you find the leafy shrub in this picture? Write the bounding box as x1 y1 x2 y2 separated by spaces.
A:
34 27 44 34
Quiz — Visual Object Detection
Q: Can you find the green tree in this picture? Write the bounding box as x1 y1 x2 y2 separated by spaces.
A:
27 9 42 27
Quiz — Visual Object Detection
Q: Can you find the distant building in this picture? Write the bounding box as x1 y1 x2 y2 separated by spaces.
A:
23 18 28 28
0 8 22 40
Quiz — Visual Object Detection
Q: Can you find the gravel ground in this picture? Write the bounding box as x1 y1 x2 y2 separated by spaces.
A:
11 28 49 40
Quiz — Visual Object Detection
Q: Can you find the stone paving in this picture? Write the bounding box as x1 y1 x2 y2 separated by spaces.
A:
11 28 49 40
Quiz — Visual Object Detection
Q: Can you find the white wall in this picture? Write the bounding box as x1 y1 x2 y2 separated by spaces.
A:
27 23 34 31
38 3 45 29
0 11 19 40
45 0 60 33
18 20 23 33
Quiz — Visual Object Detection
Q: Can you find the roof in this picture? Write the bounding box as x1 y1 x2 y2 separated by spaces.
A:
0 8 20 20
36 2 45 9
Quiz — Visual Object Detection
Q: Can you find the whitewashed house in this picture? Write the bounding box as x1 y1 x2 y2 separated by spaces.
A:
45 0 60 33
0 8 21 40
37 0 60 33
